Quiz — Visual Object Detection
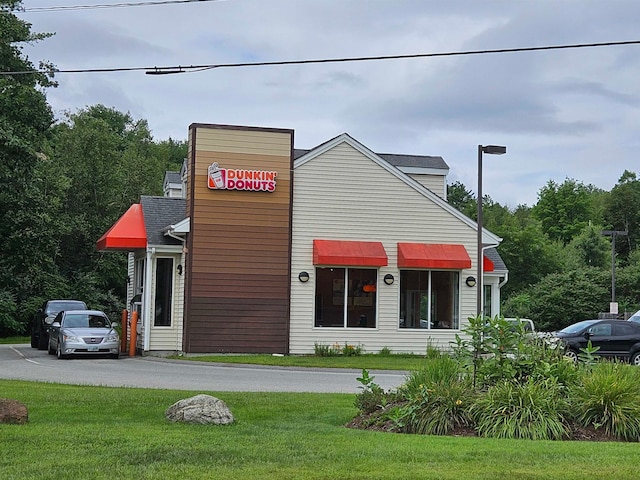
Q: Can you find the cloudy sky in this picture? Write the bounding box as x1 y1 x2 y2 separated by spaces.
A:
16 0 640 207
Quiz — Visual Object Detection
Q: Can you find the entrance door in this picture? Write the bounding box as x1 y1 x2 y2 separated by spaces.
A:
154 258 174 327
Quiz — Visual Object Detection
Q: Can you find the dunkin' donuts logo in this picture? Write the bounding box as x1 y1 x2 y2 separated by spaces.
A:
207 162 277 192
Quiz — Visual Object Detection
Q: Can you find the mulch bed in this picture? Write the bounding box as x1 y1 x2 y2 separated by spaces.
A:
346 412 621 441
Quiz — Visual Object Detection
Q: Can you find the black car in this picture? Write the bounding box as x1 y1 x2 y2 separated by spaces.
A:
555 319 640 365
31 299 87 350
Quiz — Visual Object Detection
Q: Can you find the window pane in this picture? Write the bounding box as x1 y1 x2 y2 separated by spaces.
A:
315 268 345 327
347 269 377 328
154 258 173 327
431 271 459 329
400 271 430 329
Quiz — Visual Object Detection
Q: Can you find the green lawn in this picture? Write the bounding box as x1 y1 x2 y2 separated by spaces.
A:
1 380 639 479
173 353 425 370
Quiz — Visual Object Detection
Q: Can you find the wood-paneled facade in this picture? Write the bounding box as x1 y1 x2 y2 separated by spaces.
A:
183 124 294 353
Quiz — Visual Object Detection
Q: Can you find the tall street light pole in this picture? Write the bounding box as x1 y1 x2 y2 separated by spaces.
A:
601 229 628 313
477 145 506 317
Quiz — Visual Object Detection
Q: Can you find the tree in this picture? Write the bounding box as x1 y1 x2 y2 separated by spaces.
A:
447 180 476 218
566 224 610 269
603 170 640 260
531 179 602 245
0 1 58 334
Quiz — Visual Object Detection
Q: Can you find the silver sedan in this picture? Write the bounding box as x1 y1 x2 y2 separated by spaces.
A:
48 310 120 359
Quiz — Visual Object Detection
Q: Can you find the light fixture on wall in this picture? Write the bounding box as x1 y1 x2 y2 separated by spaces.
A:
383 274 395 285
465 276 477 287
177 264 183 275
298 271 310 283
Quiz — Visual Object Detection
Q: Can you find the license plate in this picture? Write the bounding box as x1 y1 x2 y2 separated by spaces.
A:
88 346 99 352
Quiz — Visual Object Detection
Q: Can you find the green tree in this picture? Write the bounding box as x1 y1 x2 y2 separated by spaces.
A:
603 170 640 260
566 224 610 269
0 1 59 334
531 179 602 245
447 180 476 218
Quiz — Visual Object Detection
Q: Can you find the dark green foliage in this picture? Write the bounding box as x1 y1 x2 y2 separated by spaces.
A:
470 378 568 440
569 361 640 441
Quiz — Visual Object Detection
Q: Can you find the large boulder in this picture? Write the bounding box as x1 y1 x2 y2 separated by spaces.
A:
0 398 28 424
165 394 234 425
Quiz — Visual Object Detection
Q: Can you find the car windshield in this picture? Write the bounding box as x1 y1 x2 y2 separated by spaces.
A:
629 310 640 323
63 314 109 328
46 301 85 315
559 320 599 334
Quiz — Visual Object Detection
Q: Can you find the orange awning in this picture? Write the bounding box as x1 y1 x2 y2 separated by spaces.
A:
397 243 471 269
313 239 388 266
96 204 147 251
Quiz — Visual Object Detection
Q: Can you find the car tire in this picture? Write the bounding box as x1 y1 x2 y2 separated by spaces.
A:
565 349 579 363
630 352 640 366
110 352 120 360
56 342 67 360
37 332 48 350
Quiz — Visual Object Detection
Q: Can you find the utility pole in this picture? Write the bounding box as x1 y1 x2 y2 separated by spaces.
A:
601 229 628 314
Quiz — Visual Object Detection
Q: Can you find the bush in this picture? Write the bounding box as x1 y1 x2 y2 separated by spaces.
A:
398 356 473 435
569 361 640 441
470 378 568 440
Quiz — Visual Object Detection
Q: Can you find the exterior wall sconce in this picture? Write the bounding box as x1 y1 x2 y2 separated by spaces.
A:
465 276 477 287
383 274 395 285
177 265 183 275
298 271 310 282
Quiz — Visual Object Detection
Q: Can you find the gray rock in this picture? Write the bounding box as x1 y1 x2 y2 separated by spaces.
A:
0 398 28 424
165 394 234 425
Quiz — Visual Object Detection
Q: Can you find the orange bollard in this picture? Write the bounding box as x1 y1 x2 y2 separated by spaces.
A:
120 309 128 353
129 310 138 357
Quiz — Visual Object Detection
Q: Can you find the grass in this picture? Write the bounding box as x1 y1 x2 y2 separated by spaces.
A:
0 336 29 344
170 353 426 371
2 380 640 479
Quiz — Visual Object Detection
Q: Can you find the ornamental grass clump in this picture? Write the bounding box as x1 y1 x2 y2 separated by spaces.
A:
470 378 568 440
398 355 473 435
569 361 640 441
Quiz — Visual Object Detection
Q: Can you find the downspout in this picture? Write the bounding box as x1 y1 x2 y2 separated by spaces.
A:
499 271 509 289
143 247 154 352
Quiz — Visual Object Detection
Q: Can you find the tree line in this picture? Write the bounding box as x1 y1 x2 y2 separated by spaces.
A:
1 1 638 335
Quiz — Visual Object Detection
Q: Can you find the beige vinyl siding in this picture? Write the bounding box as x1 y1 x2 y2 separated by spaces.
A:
408 174 447 199
290 141 478 354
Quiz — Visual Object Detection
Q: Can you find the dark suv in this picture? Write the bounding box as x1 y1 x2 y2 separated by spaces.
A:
31 300 87 350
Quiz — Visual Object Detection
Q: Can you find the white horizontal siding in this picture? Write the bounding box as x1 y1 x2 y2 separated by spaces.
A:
408 174 447 199
290 141 478 355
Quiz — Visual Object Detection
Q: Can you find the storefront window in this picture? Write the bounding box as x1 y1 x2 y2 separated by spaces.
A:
399 270 460 329
483 284 492 319
314 267 377 328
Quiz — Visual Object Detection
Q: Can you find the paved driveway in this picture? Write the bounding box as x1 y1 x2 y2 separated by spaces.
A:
0 344 407 393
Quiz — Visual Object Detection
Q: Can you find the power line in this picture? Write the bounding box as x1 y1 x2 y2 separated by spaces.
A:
2 40 639 76
19 0 223 12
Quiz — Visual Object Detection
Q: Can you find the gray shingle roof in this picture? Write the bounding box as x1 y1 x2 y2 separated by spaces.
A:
140 196 187 246
164 171 181 185
485 247 507 272
294 148 448 170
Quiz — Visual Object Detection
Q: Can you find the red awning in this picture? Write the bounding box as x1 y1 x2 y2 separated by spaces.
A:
484 255 495 272
313 239 388 266
397 243 471 269
96 204 147 251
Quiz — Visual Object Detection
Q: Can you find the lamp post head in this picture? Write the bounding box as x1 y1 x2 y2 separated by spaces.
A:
482 145 507 155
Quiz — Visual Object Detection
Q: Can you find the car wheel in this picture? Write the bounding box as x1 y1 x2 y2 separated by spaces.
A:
630 352 640 366
56 342 67 360
110 352 120 360
565 349 579 363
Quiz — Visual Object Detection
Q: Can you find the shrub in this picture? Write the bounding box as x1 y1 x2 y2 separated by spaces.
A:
398 356 473 435
470 378 568 440
569 361 640 441
355 369 392 415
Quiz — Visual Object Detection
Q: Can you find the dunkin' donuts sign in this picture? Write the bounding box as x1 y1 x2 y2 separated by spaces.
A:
207 162 277 192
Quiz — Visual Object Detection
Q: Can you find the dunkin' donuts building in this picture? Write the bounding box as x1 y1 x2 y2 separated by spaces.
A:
97 123 508 355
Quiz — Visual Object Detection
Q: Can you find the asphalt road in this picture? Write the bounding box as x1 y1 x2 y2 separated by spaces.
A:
0 344 407 393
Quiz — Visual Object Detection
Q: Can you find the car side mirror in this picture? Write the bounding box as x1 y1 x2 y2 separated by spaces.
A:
44 316 56 325
584 331 593 339
51 322 61 328
111 322 118 329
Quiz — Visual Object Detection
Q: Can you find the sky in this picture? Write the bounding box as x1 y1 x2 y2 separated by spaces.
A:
15 0 640 208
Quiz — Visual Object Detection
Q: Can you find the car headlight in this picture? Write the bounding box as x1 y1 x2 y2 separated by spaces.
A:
62 334 80 342
105 334 119 343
